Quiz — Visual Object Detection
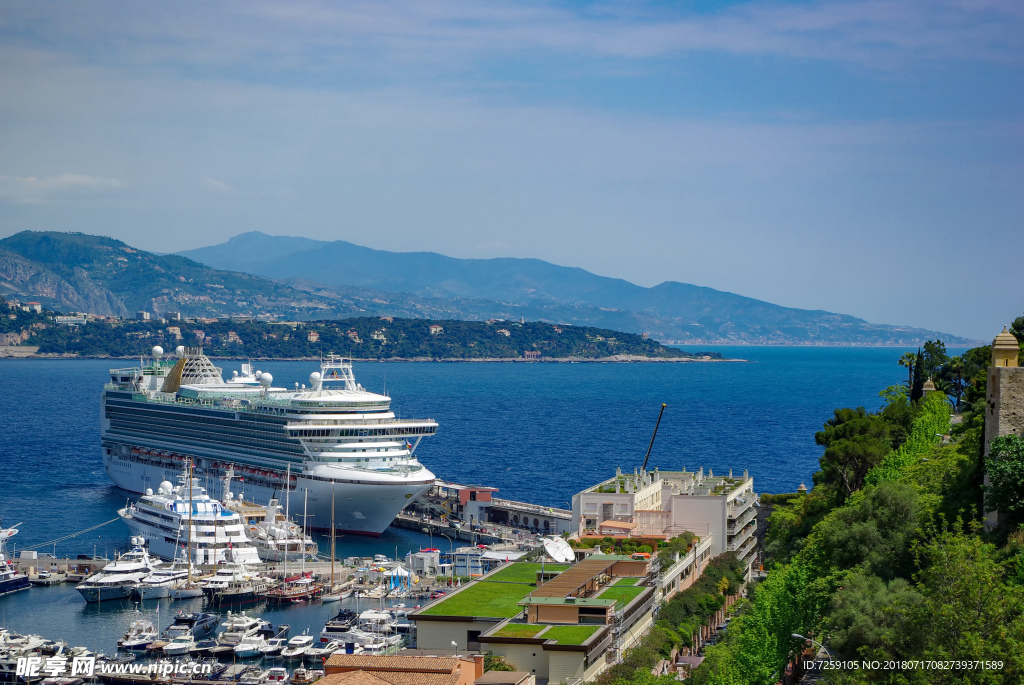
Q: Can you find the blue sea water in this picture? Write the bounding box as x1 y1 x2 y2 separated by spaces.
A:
0 347 960 651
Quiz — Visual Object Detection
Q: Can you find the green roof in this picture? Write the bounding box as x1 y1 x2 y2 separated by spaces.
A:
539 625 601 645
418 563 567 618
587 554 638 561
595 585 646 608
492 624 546 638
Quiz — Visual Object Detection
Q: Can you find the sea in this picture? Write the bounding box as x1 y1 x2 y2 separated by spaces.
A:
0 346 964 654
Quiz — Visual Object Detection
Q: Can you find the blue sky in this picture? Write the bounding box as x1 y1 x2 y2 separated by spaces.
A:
0 0 1021 340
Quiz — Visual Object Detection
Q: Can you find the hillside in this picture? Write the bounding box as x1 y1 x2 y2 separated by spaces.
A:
2 301 707 360
180 232 978 346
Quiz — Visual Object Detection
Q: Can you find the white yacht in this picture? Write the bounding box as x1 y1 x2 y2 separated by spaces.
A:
118 616 159 651
134 567 189 599
280 633 314 660
75 542 160 603
118 464 260 566
102 348 437 535
245 499 318 562
0 522 30 597
219 611 265 645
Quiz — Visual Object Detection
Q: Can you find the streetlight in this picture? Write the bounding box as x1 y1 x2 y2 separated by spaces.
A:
451 640 459 657
791 633 829 655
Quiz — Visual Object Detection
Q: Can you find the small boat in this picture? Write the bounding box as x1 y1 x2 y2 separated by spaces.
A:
264 668 288 684
134 568 188 600
162 634 195 656
320 609 356 644
280 633 314 660
258 638 287 658
117 616 158 651
165 611 219 639
219 611 266 645
305 640 342 659
233 635 268 659
188 639 220 657
288 668 323 685
238 667 268 685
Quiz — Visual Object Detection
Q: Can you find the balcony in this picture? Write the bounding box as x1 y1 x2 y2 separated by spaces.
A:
727 507 756 534
726 522 756 553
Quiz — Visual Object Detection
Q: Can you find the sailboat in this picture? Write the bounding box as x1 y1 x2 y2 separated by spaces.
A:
321 488 346 602
169 459 205 600
264 484 322 603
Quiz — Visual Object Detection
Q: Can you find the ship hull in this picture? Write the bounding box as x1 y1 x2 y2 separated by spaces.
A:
103 451 433 535
0 575 31 597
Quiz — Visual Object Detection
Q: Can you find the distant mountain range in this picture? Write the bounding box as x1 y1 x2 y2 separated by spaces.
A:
179 231 977 346
0 230 977 346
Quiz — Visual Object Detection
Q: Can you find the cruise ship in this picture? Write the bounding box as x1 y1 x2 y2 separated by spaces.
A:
118 463 261 565
102 348 437 535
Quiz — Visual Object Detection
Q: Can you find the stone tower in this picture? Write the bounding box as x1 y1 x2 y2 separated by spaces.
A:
984 326 1024 527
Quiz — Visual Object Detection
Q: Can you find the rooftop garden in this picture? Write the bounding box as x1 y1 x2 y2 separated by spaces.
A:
613 577 640 586
570 536 660 556
419 563 568 618
596 584 647 608
540 625 601 645
487 563 570 584
493 624 546 638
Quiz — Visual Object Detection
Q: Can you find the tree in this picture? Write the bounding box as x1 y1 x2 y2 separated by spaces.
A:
910 349 925 402
898 352 917 393
814 408 891 498
986 434 1024 522
944 355 966 408
922 340 949 380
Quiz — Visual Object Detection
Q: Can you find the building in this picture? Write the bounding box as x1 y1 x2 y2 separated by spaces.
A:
26 302 42 313
136 311 150 321
412 481 572 535
167 326 182 339
413 557 665 684
430 325 444 335
571 466 758 578
523 351 540 360
496 329 511 337
323 654 483 685
55 315 87 325
984 326 1024 527
308 331 320 342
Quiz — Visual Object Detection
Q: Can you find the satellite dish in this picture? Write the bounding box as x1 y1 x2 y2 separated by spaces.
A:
309 371 321 388
543 537 573 563
175 345 186 357
260 373 274 388
152 346 164 360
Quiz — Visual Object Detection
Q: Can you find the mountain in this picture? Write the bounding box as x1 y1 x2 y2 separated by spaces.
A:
179 232 978 346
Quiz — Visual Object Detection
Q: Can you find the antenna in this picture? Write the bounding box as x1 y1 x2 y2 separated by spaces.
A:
542 537 573 563
641 403 667 472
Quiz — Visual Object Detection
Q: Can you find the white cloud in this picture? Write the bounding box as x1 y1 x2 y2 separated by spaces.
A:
202 177 231 193
0 173 126 204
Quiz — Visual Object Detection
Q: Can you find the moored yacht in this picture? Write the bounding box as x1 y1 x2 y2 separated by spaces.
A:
119 463 260 566
76 542 160 603
0 522 30 597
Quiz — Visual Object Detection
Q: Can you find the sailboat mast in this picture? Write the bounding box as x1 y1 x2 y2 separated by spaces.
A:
302 488 308 576
187 459 193 583
330 488 336 590
283 464 290 579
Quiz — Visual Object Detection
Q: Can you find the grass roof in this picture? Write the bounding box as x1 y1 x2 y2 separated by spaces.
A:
420 563 568 618
596 584 646 608
613 578 640 586
540 625 600 645
493 624 546 638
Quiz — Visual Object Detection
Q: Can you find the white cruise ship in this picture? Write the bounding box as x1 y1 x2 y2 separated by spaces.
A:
118 464 261 565
102 348 437 535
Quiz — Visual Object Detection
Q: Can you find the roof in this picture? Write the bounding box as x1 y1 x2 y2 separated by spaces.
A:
320 672 460 685
597 521 638 529
324 655 465 673
475 673 532 685
527 558 615 598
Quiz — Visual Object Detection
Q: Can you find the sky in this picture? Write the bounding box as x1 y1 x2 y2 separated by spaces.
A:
0 1 1021 340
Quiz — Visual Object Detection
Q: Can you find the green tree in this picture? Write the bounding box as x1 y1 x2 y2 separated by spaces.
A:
814 408 891 498
922 340 949 380
910 349 925 402
986 434 1024 523
826 570 924 661
898 352 917 393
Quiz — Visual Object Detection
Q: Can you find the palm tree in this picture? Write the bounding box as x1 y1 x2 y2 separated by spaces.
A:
898 352 917 392
947 355 965 410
